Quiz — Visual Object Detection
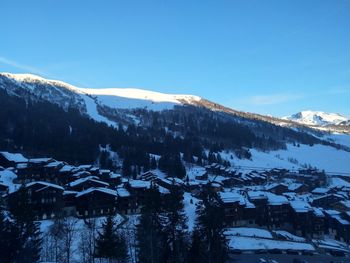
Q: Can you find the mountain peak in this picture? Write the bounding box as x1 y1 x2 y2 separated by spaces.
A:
284 110 349 126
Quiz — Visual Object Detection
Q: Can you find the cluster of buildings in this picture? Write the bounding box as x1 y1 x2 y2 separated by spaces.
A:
1 151 350 246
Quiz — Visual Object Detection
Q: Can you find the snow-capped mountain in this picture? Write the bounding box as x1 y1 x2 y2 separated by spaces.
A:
283 110 349 127
0 72 203 126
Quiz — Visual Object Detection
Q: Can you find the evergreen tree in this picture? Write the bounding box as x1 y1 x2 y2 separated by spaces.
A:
187 229 203 263
163 186 189 263
194 185 228 263
9 186 42 263
0 207 20 263
136 184 165 263
122 158 132 178
95 215 128 262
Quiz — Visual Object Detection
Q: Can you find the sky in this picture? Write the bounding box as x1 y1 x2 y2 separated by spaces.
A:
1 0 349 117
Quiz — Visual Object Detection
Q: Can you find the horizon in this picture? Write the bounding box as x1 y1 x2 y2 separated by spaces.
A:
1 71 349 119
1 0 349 117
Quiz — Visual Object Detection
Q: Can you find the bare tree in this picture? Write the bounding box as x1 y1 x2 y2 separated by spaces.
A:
79 218 98 263
61 217 78 263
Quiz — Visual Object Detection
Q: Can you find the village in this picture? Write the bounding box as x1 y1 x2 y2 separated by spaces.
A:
1 150 350 261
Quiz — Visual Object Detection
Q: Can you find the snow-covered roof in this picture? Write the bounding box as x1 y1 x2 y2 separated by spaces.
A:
45 161 64 168
59 165 75 173
288 183 303 191
116 188 130 197
26 181 64 191
76 187 118 198
219 191 245 205
68 176 109 187
290 200 312 213
312 187 330 195
28 158 53 164
129 180 151 189
0 151 28 163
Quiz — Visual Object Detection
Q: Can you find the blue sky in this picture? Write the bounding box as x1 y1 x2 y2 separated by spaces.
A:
1 0 349 117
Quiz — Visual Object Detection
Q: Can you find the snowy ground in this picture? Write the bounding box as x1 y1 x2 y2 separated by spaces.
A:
221 142 350 175
183 192 200 231
227 236 315 251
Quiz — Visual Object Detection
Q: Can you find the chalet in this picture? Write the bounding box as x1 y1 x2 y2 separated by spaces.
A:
15 158 55 184
324 210 350 243
332 200 350 212
247 191 268 226
312 207 325 238
8 181 64 220
75 187 118 217
140 171 158 181
312 187 333 196
67 176 110 192
265 183 288 195
125 180 151 209
312 194 344 209
116 187 133 214
219 191 255 227
105 173 122 187
288 183 309 194
289 200 314 237
265 193 290 229
62 190 78 216
0 152 28 168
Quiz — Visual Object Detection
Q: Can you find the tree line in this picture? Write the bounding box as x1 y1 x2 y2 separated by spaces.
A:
0 184 228 263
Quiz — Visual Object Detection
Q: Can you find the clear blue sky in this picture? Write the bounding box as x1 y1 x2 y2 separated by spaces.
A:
1 0 349 117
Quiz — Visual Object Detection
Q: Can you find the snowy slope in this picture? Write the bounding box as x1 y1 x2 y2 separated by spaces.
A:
221 143 350 175
284 110 349 126
0 73 201 123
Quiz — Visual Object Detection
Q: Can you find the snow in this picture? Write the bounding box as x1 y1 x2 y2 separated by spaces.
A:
223 143 350 175
0 169 20 193
273 230 306 242
284 110 349 126
128 179 151 189
116 187 130 197
0 151 28 163
76 87 201 111
227 236 315 251
225 227 273 239
26 181 65 191
79 93 117 127
329 177 350 188
68 176 109 187
183 192 199 231
76 187 118 197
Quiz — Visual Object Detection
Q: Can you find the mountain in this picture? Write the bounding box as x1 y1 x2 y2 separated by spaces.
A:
0 72 350 174
284 110 350 127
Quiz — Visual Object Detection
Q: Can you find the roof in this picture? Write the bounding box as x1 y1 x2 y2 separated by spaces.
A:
26 181 64 191
116 188 130 197
219 191 245 205
68 176 109 187
290 200 311 213
0 152 28 163
129 180 151 189
28 158 53 164
288 183 304 191
76 187 118 198
312 187 330 195
59 165 75 173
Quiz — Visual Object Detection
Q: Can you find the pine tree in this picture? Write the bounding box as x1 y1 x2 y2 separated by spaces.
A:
95 215 117 261
187 229 203 263
136 184 165 263
194 185 228 263
9 186 42 263
0 207 20 263
163 186 189 263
